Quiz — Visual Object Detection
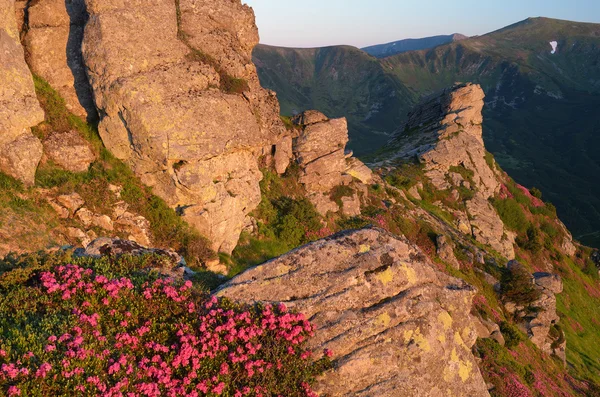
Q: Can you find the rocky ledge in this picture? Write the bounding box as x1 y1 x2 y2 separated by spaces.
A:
217 227 490 396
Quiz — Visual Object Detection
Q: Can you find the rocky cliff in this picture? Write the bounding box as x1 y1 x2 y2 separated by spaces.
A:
80 0 292 254
373 83 515 258
0 0 44 184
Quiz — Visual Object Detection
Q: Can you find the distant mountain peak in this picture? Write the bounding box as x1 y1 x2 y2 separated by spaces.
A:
362 33 468 58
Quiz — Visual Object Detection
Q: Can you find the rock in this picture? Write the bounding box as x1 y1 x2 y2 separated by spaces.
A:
272 135 292 175
43 130 95 172
345 157 373 184
75 207 94 226
57 192 85 214
408 183 423 201
217 228 490 396
503 264 565 363
373 84 515 258
467 196 515 259
0 0 45 184
81 0 288 254
22 0 96 119
436 235 460 269
205 258 228 275
82 237 182 265
292 110 328 126
114 211 152 247
0 133 44 186
48 200 70 219
341 193 361 217
292 112 372 215
533 272 563 294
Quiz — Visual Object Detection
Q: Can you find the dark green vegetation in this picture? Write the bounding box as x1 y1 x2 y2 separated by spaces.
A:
253 44 414 152
254 17 600 248
0 252 328 396
28 75 215 267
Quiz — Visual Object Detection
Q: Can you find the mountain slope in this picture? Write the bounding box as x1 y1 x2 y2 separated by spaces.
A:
253 44 415 152
253 17 600 248
362 33 467 58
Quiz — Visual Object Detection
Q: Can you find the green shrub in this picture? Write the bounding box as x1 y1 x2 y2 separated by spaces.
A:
337 216 370 230
530 187 543 200
500 321 526 349
492 198 529 233
500 264 541 306
330 185 354 207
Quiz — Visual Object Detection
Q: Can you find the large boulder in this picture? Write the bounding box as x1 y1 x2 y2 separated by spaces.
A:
0 0 45 184
217 227 490 396
81 0 290 253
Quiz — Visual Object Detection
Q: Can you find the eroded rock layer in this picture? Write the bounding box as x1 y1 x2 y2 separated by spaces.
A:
81 0 289 253
217 227 490 397
292 110 373 215
0 0 44 184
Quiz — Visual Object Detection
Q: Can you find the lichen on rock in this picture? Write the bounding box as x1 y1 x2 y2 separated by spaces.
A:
217 227 490 396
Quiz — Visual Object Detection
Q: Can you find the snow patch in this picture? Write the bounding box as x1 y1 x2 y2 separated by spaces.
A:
549 41 558 54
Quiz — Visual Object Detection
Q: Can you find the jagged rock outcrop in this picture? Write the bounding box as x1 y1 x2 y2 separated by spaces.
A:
80 0 289 254
503 261 566 363
0 0 45 184
292 110 373 215
217 227 490 396
21 0 97 120
373 83 515 258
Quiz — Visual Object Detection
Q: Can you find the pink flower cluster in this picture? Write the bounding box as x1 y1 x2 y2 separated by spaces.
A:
516 184 544 208
0 265 322 396
305 226 333 241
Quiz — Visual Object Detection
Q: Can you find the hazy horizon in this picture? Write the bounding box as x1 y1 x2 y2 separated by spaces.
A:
244 0 600 48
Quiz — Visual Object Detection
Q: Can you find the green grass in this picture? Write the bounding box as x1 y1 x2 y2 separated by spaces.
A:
491 198 529 233
556 257 600 384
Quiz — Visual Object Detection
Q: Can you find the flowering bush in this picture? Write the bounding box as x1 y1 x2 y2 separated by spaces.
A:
0 259 328 396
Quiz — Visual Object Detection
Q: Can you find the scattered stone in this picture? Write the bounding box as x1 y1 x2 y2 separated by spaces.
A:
57 192 85 214
92 214 114 231
82 238 182 265
436 235 460 269
48 200 69 219
218 227 490 396
43 130 95 173
408 183 423 201
75 208 94 226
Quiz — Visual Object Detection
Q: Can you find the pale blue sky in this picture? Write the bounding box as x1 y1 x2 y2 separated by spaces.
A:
243 0 600 48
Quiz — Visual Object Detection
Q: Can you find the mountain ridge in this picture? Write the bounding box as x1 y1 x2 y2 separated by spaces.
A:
362 33 468 58
253 16 600 248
